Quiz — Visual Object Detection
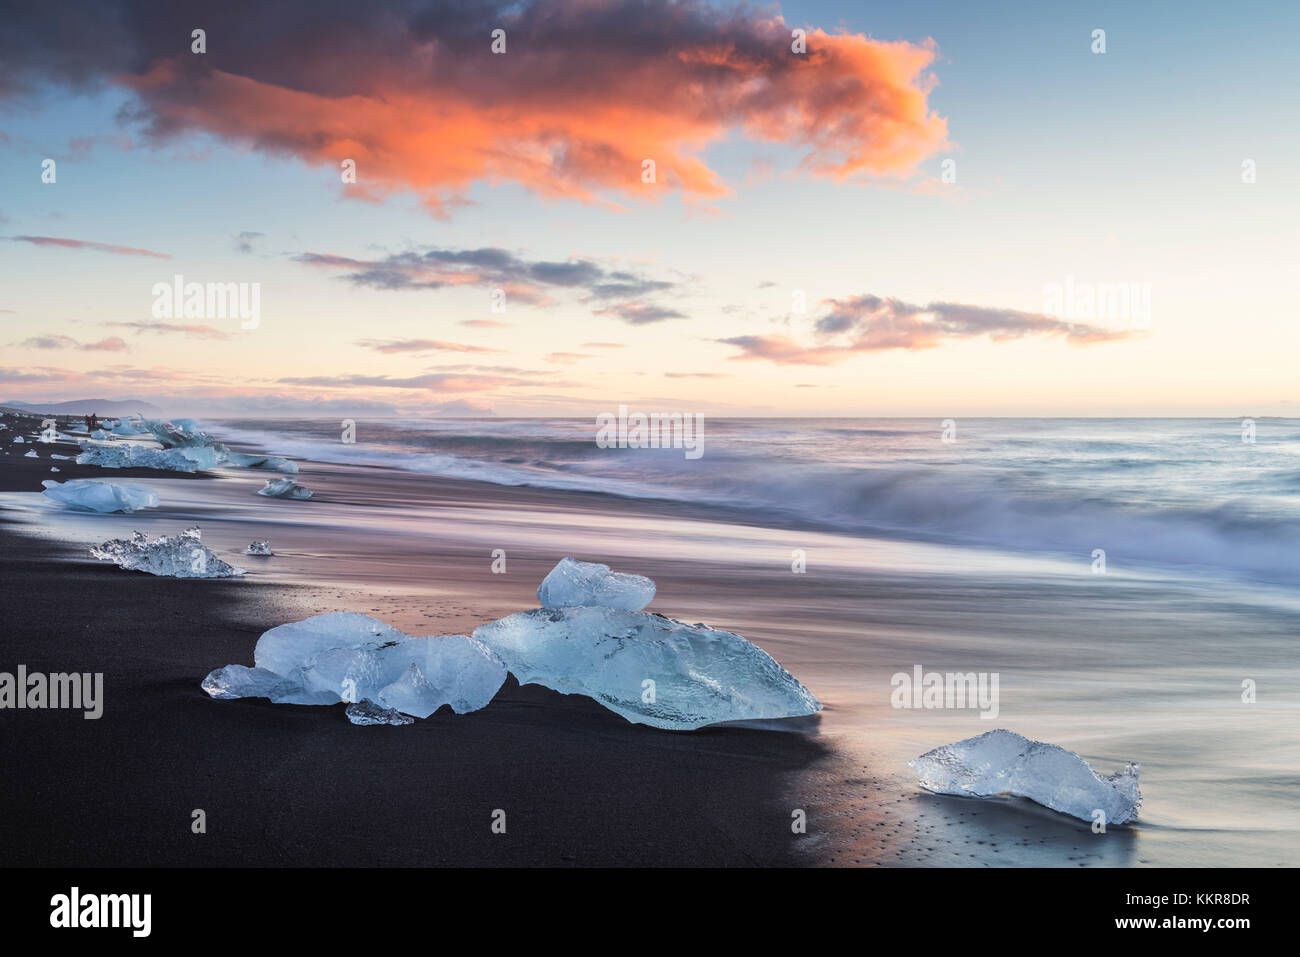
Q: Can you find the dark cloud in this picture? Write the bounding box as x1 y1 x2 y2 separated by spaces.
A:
296 245 684 321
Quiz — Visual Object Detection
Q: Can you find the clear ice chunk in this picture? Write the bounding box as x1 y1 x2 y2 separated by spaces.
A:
75 441 217 472
227 451 298 473
536 557 656 610
375 663 443 719
257 477 313 499
42 478 159 513
140 416 218 449
90 526 246 578
202 613 507 720
24 449 37 458
246 540 273 556
472 606 821 730
346 699 415 726
201 664 298 699
909 729 1142 824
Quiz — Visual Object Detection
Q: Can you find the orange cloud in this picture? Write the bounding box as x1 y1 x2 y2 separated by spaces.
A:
105 2 947 214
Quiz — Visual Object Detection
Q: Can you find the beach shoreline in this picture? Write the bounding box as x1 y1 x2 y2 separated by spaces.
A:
2 412 1297 867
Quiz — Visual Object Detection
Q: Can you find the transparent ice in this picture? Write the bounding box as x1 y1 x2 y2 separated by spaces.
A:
346 700 415 726
472 606 821 730
91 526 246 578
536 557 656 610
246 540 273 556
75 442 216 472
202 612 507 719
42 479 159 513
257 477 313 499
910 729 1142 824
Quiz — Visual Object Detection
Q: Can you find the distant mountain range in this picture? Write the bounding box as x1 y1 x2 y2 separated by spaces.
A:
2 398 164 417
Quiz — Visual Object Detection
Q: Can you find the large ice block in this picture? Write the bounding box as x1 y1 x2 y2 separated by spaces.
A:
472 606 820 730
42 479 159 513
203 612 507 720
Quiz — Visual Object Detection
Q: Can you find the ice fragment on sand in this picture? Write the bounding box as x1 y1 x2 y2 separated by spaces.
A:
536 556 656 611
909 729 1141 824
346 700 415 726
201 664 296 699
24 449 36 458
42 479 159 513
473 606 821 730
202 612 507 720
75 442 216 472
257 477 313 499
91 526 245 578
246 540 273 556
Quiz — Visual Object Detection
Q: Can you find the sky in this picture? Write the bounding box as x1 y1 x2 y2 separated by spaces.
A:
1 0 1296 417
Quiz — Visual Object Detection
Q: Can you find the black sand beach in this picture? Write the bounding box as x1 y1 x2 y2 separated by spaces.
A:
0 417 839 867
3 412 1298 868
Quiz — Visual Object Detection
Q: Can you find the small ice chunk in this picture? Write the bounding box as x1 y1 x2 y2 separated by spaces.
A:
537 557 656 610
112 417 143 436
24 449 37 458
12 436 24 444
910 729 1142 825
202 664 295 699
346 700 415 726
226 451 299 473
246 540 273 556
91 526 246 578
472 606 821 730
42 479 159 513
204 612 507 719
50 467 59 472
257 477 313 499
50 453 72 460
90 429 112 439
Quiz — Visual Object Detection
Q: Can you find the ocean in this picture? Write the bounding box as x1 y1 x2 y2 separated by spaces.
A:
209 416 1300 590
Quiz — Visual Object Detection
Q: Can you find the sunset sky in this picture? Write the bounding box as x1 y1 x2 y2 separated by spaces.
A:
1 0 1296 417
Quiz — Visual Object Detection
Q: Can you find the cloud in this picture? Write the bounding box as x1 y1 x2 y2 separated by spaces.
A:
592 302 687 325
355 338 507 355
105 321 233 340
296 245 684 320
664 371 729 378
235 231 264 253
17 334 128 352
545 352 593 364
1 1 948 214
432 398 496 416
719 294 1138 364
458 319 511 329
582 341 627 349
10 235 170 259
277 373 542 393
